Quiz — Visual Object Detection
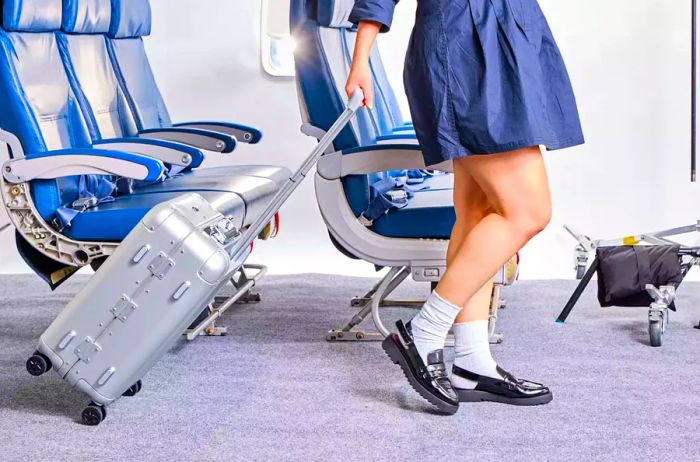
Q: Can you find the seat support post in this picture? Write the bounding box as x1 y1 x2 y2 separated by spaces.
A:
184 264 267 340
327 266 507 344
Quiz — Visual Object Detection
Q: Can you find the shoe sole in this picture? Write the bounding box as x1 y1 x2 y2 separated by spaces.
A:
382 334 459 415
457 389 554 406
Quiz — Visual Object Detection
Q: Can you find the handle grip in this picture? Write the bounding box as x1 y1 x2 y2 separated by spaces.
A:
226 89 365 265
347 88 365 112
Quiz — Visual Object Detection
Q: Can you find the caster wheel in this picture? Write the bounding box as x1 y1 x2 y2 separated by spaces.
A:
123 380 143 397
649 320 663 347
82 403 106 426
26 352 52 376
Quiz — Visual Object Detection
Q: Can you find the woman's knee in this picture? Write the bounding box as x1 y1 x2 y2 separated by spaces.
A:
505 200 552 241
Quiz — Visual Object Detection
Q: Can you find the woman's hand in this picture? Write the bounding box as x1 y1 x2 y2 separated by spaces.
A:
345 20 382 109
346 60 374 110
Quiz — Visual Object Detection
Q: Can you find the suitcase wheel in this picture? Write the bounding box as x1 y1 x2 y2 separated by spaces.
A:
122 380 143 397
26 352 52 377
81 403 107 426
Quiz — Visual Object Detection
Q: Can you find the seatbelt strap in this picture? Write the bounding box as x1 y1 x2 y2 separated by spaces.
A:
54 175 116 231
360 176 429 225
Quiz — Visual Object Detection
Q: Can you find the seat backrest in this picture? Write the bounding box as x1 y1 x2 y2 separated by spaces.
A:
59 0 138 140
292 0 378 150
105 0 172 132
292 0 392 216
0 0 101 222
341 31 405 134
295 0 405 140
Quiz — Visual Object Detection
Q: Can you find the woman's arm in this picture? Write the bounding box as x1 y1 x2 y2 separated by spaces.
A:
345 21 382 109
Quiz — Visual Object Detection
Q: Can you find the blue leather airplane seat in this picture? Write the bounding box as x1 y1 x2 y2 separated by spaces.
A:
0 0 247 242
292 0 456 239
105 0 264 147
54 0 292 238
58 0 290 200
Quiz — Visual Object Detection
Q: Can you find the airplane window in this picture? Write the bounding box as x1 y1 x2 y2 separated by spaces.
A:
262 0 295 77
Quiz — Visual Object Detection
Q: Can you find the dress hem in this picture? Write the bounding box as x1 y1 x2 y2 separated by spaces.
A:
429 135 586 164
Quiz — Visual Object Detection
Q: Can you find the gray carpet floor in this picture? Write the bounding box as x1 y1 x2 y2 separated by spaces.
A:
0 274 698 461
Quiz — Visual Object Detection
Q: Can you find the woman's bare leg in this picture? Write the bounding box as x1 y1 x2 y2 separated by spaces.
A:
439 147 553 404
381 146 553 413
446 160 495 323
435 147 552 309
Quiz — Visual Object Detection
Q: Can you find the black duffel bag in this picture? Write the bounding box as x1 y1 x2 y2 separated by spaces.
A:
596 245 683 308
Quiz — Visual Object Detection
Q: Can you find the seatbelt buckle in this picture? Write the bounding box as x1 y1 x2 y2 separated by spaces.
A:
386 190 408 202
358 213 373 227
71 196 99 212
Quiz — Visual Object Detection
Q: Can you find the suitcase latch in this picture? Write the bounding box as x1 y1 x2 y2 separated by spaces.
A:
148 252 176 279
111 295 138 322
75 337 101 364
209 218 240 245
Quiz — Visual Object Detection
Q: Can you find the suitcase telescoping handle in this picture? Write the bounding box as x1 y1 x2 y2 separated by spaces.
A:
228 89 365 264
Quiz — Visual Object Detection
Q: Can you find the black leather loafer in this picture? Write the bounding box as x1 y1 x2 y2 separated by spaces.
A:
382 320 459 415
452 365 553 406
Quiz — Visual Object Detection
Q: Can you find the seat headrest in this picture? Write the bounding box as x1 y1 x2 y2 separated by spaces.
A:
2 0 62 32
316 0 353 29
108 0 151 39
62 0 111 33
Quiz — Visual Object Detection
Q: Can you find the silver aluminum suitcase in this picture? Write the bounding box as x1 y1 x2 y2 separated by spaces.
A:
26 91 363 426
28 193 248 424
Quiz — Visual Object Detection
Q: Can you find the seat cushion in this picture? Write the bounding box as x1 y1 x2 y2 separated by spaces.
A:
423 173 454 191
65 190 245 241
371 189 455 239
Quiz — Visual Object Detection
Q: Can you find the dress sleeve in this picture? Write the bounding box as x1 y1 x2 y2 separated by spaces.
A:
348 0 399 33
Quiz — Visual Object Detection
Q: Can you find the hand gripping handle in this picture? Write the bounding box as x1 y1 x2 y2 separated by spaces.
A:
227 90 365 264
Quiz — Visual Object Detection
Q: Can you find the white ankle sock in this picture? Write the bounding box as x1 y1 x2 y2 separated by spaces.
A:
410 291 461 363
451 320 499 390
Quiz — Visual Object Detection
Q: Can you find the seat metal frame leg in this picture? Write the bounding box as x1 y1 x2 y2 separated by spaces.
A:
488 284 505 344
185 263 267 340
327 266 409 342
327 266 508 344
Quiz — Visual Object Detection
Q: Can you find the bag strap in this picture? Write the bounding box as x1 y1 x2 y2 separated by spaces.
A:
633 246 652 285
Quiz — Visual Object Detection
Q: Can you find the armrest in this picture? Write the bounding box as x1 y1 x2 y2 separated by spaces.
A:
3 148 165 184
172 121 262 144
0 128 25 158
93 138 205 168
316 144 453 180
139 128 237 153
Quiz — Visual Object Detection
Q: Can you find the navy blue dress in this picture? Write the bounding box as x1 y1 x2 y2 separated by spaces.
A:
349 0 585 166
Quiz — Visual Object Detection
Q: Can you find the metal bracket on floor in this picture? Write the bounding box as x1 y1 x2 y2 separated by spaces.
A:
184 264 267 341
327 266 507 344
